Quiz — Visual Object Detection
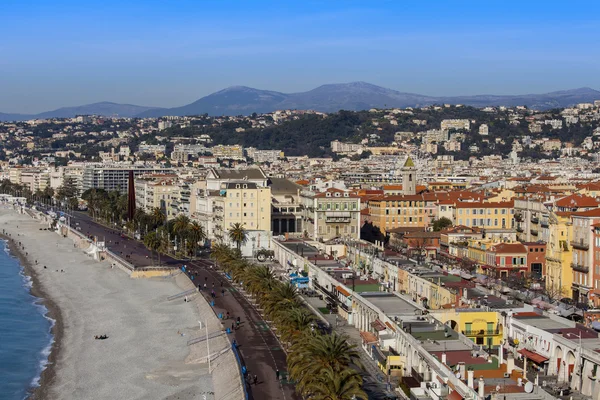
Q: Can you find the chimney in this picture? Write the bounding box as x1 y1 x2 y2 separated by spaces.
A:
441 353 447 365
459 362 466 380
467 368 474 388
506 351 514 374
498 343 504 365
478 376 485 399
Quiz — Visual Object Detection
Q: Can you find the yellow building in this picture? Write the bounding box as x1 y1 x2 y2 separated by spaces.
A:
432 309 503 348
545 212 573 298
453 200 514 233
467 238 497 266
368 194 430 233
213 181 271 238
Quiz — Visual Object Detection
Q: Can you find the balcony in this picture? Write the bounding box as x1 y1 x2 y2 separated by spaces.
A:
571 240 589 250
571 263 589 273
541 220 549 228
463 329 502 336
531 217 539 224
516 226 524 233
530 229 538 236
514 214 523 222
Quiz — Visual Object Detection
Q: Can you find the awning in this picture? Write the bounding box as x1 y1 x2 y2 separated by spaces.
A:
385 321 396 332
360 331 378 344
447 390 463 400
336 285 351 297
518 349 549 364
371 319 387 332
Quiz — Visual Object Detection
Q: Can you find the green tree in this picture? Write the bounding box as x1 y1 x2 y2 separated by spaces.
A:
56 176 79 201
228 222 248 251
187 221 205 259
432 217 453 231
304 367 367 400
143 231 161 266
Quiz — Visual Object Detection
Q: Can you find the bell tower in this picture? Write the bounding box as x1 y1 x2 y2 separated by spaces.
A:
402 157 416 195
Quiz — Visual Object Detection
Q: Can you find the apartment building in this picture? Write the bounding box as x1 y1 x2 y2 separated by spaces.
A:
210 144 245 160
570 208 600 304
313 188 360 240
452 201 515 239
134 174 180 219
82 166 173 194
212 181 271 240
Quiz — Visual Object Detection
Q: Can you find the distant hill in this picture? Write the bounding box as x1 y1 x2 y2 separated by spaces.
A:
0 102 160 122
2 84 599 121
0 112 33 122
137 83 600 117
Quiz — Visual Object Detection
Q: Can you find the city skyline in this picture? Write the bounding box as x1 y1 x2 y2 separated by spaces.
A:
2 0 600 113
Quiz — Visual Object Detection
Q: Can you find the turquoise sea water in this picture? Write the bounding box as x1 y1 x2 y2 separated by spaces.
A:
0 240 53 399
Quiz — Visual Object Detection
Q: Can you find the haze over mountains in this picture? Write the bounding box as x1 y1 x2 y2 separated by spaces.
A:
2 82 600 121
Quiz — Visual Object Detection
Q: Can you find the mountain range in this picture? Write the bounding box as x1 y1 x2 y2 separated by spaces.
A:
2 82 599 121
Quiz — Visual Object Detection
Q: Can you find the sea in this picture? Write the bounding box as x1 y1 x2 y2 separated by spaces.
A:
0 240 54 399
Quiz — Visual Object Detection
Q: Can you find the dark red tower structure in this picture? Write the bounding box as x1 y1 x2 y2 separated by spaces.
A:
127 170 136 221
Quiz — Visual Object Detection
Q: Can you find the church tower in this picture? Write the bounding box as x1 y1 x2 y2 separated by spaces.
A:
402 156 416 195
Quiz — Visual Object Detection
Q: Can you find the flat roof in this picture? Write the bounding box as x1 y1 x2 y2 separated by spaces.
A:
361 293 420 316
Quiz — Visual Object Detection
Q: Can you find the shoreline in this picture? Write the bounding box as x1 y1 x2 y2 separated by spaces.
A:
0 209 224 399
0 231 64 400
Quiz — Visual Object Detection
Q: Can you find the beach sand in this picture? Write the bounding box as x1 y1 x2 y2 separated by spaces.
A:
0 208 241 400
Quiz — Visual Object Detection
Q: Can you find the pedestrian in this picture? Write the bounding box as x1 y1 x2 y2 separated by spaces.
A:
276 369 280 381
232 322 235 331
220 280 223 287
226 311 230 319
221 289 225 297
253 375 258 385
203 283 207 290
212 282 215 288
205 276 208 282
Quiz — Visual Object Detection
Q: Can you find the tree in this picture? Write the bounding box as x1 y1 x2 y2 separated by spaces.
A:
228 222 248 251
151 207 166 227
187 221 205 259
56 176 79 202
143 231 160 266
304 367 367 400
432 217 453 231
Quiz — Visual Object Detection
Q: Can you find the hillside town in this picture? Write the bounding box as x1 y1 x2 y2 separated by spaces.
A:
5 101 600 400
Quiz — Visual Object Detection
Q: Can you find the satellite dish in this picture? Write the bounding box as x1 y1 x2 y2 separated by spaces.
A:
524 382 534 393
455 372 461 379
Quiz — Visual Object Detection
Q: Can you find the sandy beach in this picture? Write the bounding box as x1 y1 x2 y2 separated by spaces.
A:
0 208 242 400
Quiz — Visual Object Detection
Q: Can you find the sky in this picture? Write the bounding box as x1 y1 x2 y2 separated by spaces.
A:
1 0 600 114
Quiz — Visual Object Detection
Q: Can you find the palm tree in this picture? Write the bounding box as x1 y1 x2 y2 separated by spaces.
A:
171 215 191 250
151 207 166 227
143 231 160 266
187 221 205 259
303 367 367 400
288 333 362 395
228 222 247 251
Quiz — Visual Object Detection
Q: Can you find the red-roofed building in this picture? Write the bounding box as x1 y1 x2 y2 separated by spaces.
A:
554 194 600 213
484 242 528 278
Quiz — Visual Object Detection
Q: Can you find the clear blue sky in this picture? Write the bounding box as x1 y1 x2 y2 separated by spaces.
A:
1 0 599 114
